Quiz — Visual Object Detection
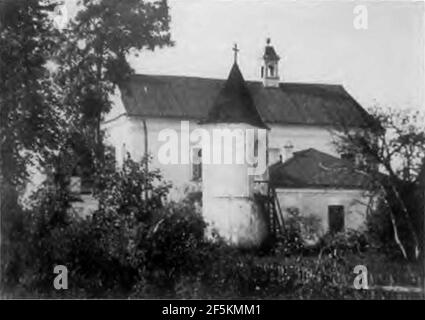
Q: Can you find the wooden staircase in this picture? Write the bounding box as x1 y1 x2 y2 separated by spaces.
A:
255 181 285 237
266 184 285 236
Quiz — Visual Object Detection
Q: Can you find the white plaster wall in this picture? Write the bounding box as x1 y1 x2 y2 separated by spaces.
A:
103 116 204 200
105 118 269 247
103 115 360 245
201 123 268 247
104 116 271 200
104 118 341 194
203 196 268 247
275 188 371 233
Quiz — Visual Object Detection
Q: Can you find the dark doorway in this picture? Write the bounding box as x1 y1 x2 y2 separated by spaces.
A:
328 205 344 233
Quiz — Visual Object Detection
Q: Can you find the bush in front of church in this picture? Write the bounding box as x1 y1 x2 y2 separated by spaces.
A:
4 155 419 299
81 156 220 296
270 207 323 257
2 156 215 297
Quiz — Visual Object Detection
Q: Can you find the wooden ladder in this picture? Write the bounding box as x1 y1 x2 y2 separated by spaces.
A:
267 184 285 236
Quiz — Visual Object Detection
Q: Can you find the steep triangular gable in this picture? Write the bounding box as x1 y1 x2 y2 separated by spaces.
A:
201 63 268 129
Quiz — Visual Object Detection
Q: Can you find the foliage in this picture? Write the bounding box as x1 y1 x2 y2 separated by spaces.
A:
365 197 423 261
3 175 422 299
271 208 322 257
336 106 425 182
2 153 421 299
1 0 174 289
335 106 425 260
270 207 369 261
3 157 219 297
2 184 74 292
0 0 69 291
55 0 174 157
95 155 171 220
0 0 66 185
142 201 207 288
160 250 423 299
316 229 369 259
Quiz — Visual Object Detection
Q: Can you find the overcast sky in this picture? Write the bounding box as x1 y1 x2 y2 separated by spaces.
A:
68 0 425 111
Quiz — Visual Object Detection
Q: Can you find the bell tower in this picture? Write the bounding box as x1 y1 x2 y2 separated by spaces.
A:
200 45 269 248
261 38 280 88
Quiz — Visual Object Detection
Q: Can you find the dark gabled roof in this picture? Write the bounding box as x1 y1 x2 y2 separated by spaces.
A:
263 45 280 61
201 63 267 128
119 73 373 128
269 148 371 189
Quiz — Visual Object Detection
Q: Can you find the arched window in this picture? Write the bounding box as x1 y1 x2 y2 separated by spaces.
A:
268 65 274 77
121 143 127 162
192 148 202 181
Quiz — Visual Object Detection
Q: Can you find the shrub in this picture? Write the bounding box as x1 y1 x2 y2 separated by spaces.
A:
4 155 419 299
2 156 210 297
95 155 171 222
271 208 304 256
271 208 322 256
291 255 360 299
1 184 95 296
86 156 213 296
316 229 369 259
141 201 208 290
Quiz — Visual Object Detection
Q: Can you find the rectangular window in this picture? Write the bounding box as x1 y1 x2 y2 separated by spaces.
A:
192 148 202 181
328 205 345 233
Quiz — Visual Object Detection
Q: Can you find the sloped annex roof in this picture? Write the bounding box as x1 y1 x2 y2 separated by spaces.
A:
118 72 374 128
201 63 267 128
269 148 371 189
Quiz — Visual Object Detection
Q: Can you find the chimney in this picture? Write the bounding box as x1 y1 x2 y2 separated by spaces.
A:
283 141 294 161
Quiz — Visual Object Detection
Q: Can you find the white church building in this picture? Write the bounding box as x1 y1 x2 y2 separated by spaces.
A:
103 39 374 247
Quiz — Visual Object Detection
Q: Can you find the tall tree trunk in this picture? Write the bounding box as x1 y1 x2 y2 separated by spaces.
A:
95 47 104 165
142 119 148 201
388 206 408 260
383 183 419 260
389 182 420 259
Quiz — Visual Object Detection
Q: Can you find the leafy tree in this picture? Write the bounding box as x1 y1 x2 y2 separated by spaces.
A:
0 0 70 287
55 0 173 165
1 0 174 289
335 106 425 260
0 0 65 186
95 154 171 221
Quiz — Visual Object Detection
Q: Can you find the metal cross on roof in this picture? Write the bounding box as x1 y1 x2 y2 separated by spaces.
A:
232 43 239 63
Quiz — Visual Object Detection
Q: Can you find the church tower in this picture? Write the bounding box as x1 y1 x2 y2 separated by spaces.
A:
261 38 280 88
200 48 269 248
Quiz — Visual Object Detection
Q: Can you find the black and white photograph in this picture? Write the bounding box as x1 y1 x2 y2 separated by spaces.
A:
0 0 424 302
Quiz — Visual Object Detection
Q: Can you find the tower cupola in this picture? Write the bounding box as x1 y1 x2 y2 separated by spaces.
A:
261 38 280 88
